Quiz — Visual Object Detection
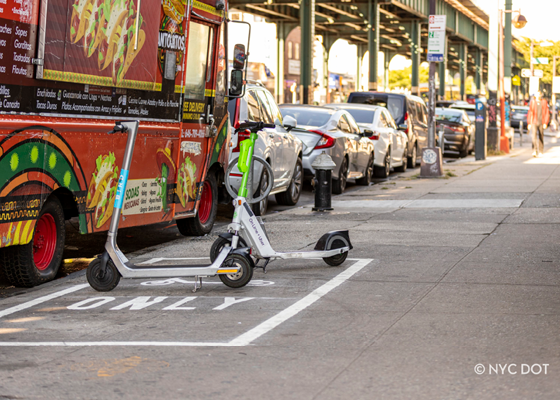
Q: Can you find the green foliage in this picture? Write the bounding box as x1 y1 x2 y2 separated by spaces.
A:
514 38 560 85
389 65 429 90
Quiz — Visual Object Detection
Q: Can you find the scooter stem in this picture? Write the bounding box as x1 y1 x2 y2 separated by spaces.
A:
107 120 140 245
237 131 258 198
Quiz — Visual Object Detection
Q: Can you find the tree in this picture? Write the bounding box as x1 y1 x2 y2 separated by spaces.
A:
514 37 560 85
389 65 429 90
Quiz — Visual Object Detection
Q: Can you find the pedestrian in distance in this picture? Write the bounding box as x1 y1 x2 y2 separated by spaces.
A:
527 91 550 157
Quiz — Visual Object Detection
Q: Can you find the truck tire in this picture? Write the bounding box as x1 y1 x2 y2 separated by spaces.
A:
177 173 218 236
2 196 65 287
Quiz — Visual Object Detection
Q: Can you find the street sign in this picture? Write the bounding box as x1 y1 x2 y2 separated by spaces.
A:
532 57 549 65
428 15 446 31
427 16 446 63
512 75 521 86
529 76 540 96
522 69 543 78
553 76 560 94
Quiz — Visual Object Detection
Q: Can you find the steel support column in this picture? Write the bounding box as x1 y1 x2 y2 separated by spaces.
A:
357 44 365 91
475 48 482 95
411 20 421 96
276 22 286 104
438 38 448 99
384 50 392 92
459 43 467 100
504 0 512 94
300 0 315 104
368 0 379 91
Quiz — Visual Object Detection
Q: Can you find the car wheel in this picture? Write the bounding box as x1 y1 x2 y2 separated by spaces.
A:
459 138 469 158
374 150 390 178
276 158 303 205
177 173 218 236
407 142 417 168
332 157 348 194
251 166 270 216
356 154 373 186
1 196 65 287
394 146 408 172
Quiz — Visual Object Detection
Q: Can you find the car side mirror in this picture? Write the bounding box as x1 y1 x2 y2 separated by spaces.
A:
283 115 297 130
229 70 244 97
398 123 408 131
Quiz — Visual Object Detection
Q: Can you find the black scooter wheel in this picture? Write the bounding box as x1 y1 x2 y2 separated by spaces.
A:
210 236 248 263
219 254 253 288
87 258 121 292
323 236 349 266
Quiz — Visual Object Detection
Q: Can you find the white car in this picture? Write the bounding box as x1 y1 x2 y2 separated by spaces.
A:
326 104 408 178
227 84 303 215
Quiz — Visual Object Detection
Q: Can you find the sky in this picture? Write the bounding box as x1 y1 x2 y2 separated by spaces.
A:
472 0 560 41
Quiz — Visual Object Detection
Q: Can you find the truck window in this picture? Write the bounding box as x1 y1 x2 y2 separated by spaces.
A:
184 22 211 100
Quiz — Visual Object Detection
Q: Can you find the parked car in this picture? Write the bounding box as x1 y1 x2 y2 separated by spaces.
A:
347 91 428 168
511 105 529 130
325 103 408 178
436 100 456 108
435 108 475 157
228 83 303 215
449 102 476 123
278 105 375 193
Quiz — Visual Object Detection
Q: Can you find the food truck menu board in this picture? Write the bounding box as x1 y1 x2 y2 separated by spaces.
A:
0 0 40 83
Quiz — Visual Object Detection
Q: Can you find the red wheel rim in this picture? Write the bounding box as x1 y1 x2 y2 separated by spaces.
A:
33 213 57 271
198 181 212 224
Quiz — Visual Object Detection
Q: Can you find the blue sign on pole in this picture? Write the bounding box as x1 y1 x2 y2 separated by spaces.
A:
427 54 443 62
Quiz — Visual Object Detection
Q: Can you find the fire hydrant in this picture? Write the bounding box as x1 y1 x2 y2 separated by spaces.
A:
311 152 336 211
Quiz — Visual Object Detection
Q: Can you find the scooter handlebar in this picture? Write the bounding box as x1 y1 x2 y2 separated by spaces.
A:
236 121 275 133
107 122 129 135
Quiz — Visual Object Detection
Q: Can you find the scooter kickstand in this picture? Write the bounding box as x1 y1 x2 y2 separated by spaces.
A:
258 258 270 274
192 276 202 293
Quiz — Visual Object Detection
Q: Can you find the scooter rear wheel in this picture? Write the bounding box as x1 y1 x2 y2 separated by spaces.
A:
219 254 253 288
87 258 121 292
323 236 349 266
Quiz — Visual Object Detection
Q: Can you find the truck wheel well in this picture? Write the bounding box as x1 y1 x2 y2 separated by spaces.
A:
210 162 229 204
51 188 79 220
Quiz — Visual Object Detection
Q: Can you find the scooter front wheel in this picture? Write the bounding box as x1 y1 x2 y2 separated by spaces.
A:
323 236 349 266
210 236 248 263
87 258 121 292
219 254 253 288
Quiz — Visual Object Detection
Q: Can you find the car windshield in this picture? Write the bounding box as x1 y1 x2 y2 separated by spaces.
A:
342 109 376 124
513 107 529 114
349 95 404 122
280 108 333 127
436 110 463 123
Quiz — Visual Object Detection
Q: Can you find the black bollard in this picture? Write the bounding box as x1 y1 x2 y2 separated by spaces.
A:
311 153 336 211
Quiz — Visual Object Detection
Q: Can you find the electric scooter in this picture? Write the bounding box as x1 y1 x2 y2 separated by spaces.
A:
209 121 353 272
86 120 254 293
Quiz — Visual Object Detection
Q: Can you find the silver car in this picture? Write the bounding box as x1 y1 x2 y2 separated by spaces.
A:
325 104 408 178
279 105 375 194
228 84 303 215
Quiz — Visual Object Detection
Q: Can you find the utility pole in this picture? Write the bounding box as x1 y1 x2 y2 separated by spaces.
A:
420 0 443 178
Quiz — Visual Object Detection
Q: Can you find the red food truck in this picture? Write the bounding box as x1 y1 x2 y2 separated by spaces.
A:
0 0 236 287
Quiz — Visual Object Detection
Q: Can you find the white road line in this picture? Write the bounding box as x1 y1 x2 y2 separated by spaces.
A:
228 258 373 346
0 342 231 347
0 284 89 319
0 259 372 347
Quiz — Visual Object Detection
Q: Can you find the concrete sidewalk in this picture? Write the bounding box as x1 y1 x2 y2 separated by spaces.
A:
0 133 559 399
